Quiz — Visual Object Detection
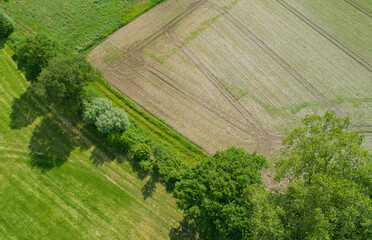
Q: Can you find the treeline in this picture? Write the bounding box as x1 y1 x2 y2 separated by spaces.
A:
2 11 371 240
2 17 188 192
173 111 371 239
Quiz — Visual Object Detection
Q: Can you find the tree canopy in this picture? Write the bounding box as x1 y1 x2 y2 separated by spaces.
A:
35 55 100 110
173 147 272 240
275 111 371 188
275 111 372 239
15 34 59 79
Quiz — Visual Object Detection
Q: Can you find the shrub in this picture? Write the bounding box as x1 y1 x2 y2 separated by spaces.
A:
15 34 59 79
0 9 14 39
83 97 112 124
95 107 130 135
153 143 186 189
81 86 101 104
130 142 151 162
139 159 155 172
115 127 144 153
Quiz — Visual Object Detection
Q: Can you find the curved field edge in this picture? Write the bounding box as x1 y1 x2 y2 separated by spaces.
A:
0 45 183 239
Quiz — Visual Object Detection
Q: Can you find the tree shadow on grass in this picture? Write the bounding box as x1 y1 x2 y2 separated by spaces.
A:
28 116 75 172
141 172 159 200
10 88 44 129
169 216 199 240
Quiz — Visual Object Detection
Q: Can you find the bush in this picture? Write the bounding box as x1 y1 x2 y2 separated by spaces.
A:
83 97 112 124
139 159 155 172
153 143 186 189
130 142 151 162
15 34 59 79
95 107 130 135
0 9 14 39
115 127 144 153
81 86 101 104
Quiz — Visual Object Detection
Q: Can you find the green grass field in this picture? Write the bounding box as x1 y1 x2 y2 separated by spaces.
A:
0 0 165 51
0 45 183 239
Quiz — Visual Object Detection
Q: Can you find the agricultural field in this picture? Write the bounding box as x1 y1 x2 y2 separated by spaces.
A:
0 46 182 239
89 0 372 154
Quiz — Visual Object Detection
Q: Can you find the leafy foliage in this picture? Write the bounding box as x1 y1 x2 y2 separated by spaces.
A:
15 34 58 79
83 97 112 125
95 107 130 135
173 147 268 240
81 86 101 105
276 111 371 188
0 9 14 39
152 143 187 190
280 174 372 239
36 55 100 110
130 142 151 162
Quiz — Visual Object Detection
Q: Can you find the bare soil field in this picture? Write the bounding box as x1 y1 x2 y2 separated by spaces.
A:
89 0 372 154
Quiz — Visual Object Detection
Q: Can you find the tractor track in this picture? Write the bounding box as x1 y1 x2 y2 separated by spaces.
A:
121 0 269 138
343 0 372 18
206 1 344 117
275 0 372 72
166 26 267 136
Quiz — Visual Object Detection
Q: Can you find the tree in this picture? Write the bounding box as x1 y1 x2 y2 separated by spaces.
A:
275 111 371 188
173 147 271 240
36 55 100 109
274 111 372 239
95 107 130 135
280 174 372 239
0 9 14 39
15 34 59 79
82 97 112 124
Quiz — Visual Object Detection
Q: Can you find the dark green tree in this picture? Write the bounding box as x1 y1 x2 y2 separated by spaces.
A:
15 34 59 79
36 55 100 110
173 147 278 240
0 9 14 39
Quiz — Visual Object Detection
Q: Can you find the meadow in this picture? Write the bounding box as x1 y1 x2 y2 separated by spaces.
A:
0 45 183 239
0 0 165 51
0 0 207 239
90 0 372 154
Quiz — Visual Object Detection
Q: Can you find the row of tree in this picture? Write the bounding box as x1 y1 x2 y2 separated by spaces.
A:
172 112 371 239
3 10 371 239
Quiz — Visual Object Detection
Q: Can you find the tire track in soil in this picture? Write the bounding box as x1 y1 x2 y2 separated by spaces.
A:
166 26 266 137
275 0 372 72
343 0 372 18
119 0 271 139
112 1 262 138
205 1 345 118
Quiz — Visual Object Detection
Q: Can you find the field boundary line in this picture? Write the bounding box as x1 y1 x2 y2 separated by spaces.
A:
275 0 372 72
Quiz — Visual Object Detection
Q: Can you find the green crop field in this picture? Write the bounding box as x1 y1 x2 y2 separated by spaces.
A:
0 0 165 51
90 0 372 154
0 45 182 239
